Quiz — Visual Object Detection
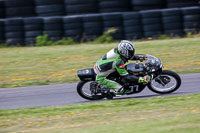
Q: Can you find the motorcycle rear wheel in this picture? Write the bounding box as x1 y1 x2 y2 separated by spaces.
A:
77 81 105 100
147 70 181 94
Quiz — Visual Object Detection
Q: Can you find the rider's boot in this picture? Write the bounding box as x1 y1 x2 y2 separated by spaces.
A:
101 87 115 99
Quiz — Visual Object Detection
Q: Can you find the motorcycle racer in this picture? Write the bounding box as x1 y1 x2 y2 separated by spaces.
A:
94 40 151 97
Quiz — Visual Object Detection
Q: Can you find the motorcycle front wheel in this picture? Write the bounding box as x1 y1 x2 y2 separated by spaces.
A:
77 81 105 100
147 70 181 94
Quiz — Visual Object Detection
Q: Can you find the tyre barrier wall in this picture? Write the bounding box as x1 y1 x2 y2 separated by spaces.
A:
99 0 131 13
4 18 24 46
140 10 163 37
0 0 5 18
0 19 4 43
63 15 83 41
0 0 199 18
131 0 166 11
5 0 35 18
83 14 103 41
0 6 199 46
24 17 43 45
162 8 184 36
35 0 65 17
102 13 124 40
182 6 200 34
64 0 98 15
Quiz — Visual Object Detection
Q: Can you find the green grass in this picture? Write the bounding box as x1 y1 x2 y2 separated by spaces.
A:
0 37 200 88
0 93 199 133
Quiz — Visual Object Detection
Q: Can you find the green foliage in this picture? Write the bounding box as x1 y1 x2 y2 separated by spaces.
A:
36 33 54 46
0 43 7 48
36 33 75 46
157 34 171 40
186 32 193 38
53 38 75 45
93 28 117 44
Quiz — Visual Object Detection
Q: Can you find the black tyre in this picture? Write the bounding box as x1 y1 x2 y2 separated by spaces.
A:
124 26 142 33
132 0 165 5
163 23 183 30
65 4 97 14
44 24 62 30
142 18 161 25
181 6 200 15
183 15 200 21
24 24 43 31
63 16 82 23
35 0 63 5
5 0 34 7
99 8 128 13
64 23 82 29
162 16 182 23
36 5 64 14
162 8 181 16
24 17 43 24
77 81 105 100
6 32 23 38
5 25 23 32
25 31 42 37
6 7 35 17
83 22 102 29
167 2 198 8
143 24 162 31
123 19 141 26
64 0 95 5
148 70 181 94
164 29 183 35
103 20 122 27
122 12 140 20
82 14 102 22
133 5 164 11
140 9 161 18
102 13 122 21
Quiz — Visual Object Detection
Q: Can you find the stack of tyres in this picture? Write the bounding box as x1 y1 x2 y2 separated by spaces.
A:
83 14 103 41
35 0 65 16
24 17 43 46
102 13 124 40
0 0 5 18
0 20 4 44
131 0 166 11
166 0 199 8
63 15 83 41
65 0 98 15
43 17 63 41
162 8 183 36
182 6 200 34
5 0 35 18
140 10 163 37
122 12 143 40
98 0 131 13
4 18 24 46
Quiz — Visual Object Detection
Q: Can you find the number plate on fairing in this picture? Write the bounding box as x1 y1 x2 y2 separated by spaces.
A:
125 85 145 94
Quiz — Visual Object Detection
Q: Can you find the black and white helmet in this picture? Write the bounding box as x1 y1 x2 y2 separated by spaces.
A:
118 40 135 60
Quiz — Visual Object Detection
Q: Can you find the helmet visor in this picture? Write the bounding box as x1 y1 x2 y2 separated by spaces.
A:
128 50 135 59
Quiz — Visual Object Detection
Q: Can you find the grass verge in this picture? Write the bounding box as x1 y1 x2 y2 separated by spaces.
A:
0 37 200 88
0 93 199 133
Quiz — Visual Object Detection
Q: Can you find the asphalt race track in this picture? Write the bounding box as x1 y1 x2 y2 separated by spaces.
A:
0 73 200 110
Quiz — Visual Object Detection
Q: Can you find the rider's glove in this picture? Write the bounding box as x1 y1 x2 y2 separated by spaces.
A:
138 75 151 83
